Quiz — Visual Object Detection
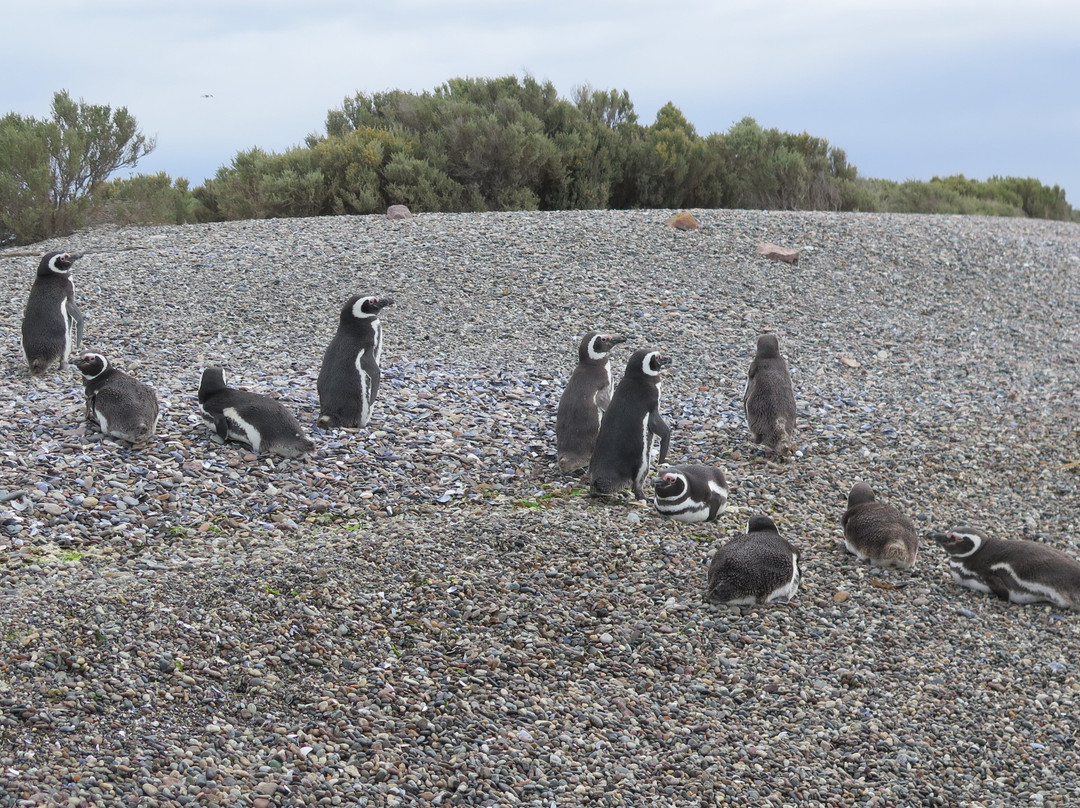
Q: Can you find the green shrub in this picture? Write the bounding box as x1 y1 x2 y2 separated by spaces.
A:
91 173 213 226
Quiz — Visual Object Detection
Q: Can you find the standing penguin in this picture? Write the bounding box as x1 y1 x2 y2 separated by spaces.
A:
589 348 671 500
930 525 1080 609
74 353 160 446
743 333 797 456
198 367 314 458
317 295 394 429
653 464 728 523
21 251 85 375
705 515 801 605
555 331 628 472
841 482 919 569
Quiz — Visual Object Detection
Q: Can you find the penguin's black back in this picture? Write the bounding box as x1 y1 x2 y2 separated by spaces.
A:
706 517 800 604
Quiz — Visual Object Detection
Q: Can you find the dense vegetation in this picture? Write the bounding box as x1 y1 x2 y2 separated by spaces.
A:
1 78 1075 245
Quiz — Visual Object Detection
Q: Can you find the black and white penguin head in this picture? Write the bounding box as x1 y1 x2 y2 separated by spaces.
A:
38 251 83 277
74 352 109 380
846 481 877 508
755 333 781 359
746 514 780 535
198 367 228 401
346 295 394 320
583 332 628 361
654 470 689 499
625 348 671 378
931 525 986 557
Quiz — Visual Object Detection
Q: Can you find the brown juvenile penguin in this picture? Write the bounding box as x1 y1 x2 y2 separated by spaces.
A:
841 482 919 569
743 333 797 456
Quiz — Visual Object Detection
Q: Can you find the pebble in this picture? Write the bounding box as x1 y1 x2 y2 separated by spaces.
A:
1 209 1080 805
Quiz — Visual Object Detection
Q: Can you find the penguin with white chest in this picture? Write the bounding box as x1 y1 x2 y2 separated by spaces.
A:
653 464 728 523
589 348 671 501
21 251 85 375
74 353 160 446
841 482 919 569
930 525 1080 609
555 331 627 472
198 367 314 458
743 333 797 456
706 515 801 605
317 295 394 429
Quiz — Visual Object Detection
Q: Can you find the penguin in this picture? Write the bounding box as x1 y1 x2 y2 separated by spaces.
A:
21 251 85 375
930 525 1080 609
317 295 394 429
743 333 797 456
653 464 728 523
198 367 314 458
705 515 801 605
588 348 671 501
841 482 919 569
555 331 628 472
74 353 160 446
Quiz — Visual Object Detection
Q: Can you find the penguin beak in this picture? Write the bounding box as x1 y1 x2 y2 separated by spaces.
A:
67 253 84 261
373 297 394 311
610 335 628 345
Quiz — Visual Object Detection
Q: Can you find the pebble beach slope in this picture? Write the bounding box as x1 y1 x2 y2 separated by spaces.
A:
2 209 1080 807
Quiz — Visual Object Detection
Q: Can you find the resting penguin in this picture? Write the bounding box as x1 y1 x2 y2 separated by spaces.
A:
653 464 728 523
74 353 160 446
21 251 85 375
317 295 394 429
930 525 1080 609
841 482 919 569
588 348 671 501
705 515 801 605
198 367 314 458
555 331 628 472
743 333 797 456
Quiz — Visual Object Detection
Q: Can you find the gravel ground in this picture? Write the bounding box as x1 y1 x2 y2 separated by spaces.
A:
1 208 1080 807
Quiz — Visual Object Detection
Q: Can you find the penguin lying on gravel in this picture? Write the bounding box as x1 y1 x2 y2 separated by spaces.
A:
653 464 728 523
589 348 671 501
21 251 85 375
706 515 801 605
317 295 394 429
198 367 314 458
556 331 627 472
841 482 919 569
743 333 797 457
930 526 1080 609
74 353 160 446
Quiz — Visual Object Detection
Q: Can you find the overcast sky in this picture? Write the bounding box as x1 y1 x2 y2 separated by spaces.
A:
5 0 1079 205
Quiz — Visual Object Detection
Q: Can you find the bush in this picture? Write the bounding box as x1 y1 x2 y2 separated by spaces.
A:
0 90 154 244
90 173 213 226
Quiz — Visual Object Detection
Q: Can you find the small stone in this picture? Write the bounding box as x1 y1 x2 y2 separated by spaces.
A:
834 591 850 603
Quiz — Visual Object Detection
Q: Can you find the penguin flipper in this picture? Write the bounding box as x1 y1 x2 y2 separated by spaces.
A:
650 409 671 465
212 413 232 441
67 299 85 347
982 573 1013 602
594 385 611 414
